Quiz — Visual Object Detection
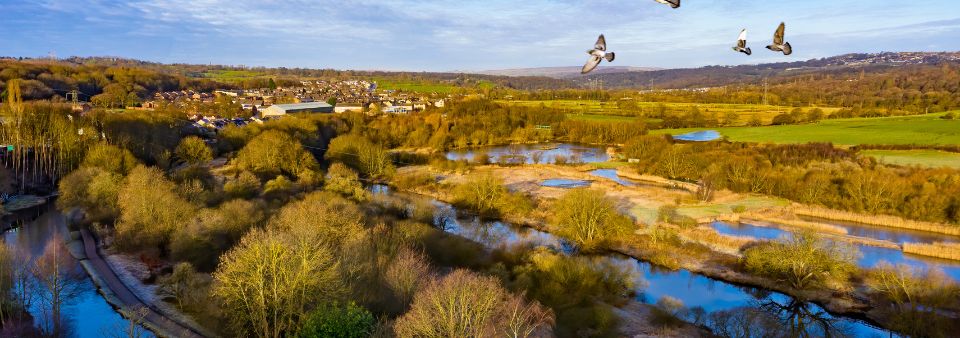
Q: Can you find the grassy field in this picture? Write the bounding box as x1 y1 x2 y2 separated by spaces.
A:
374 78 458 94
651 113 960 146
202 70 266 81
499 100 839 124
861 149 960 169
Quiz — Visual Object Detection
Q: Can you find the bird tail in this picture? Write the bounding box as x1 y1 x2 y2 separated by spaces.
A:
605 52 615 62
782 42 792 56
745 47 752 56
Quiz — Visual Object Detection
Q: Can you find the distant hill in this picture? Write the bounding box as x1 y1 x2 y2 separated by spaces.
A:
581 52 960 89
474 66 661 79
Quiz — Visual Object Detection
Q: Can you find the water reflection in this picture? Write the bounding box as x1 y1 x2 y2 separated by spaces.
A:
710 221 960 281
540 179 592 189
800 216 960 245
2 211 150 337
588 169 637 187
445 143 609 164
384 191 890 337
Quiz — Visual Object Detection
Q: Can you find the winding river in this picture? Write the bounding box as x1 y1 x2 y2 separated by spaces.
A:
371 186 892 337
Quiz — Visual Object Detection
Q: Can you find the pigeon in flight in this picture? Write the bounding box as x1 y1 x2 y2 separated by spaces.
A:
582 34 615 74
653 0 680 9
765 22 793 55
732 29 751 55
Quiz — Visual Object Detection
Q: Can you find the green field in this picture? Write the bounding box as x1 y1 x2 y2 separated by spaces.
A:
374 78 458 94
861 150 960 169
499 100 839 124
566 113 644 122
652 113 960 146
202 70 266 81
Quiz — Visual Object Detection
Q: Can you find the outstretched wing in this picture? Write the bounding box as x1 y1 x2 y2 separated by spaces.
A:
582 55 602 74
737 29 748 48
666 0 680 8
773 22 785 45
594 34 607 52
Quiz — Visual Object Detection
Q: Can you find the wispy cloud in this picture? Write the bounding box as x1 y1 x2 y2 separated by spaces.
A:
2 0 958 71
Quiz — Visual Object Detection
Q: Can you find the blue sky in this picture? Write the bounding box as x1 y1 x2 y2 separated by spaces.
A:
1 0 958 71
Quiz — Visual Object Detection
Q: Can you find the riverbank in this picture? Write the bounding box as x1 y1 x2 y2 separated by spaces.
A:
74 228 208 338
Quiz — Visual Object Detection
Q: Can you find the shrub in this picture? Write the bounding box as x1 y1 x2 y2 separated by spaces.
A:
234 130 319 180
81 143 138 175
174 136 213 165
552 189 634 251
742 232 859 290
116 166 195 251
57 167 122 223
223 171 261 199
297 302 375 338
324 162 368 201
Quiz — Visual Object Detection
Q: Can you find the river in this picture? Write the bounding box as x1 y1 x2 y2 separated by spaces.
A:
2 209 152 337
446 143 610 164
371 186 892 337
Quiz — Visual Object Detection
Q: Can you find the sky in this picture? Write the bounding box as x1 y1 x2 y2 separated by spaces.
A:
1 0 959 72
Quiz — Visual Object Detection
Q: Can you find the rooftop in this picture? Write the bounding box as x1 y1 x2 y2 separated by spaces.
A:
270 102 333 110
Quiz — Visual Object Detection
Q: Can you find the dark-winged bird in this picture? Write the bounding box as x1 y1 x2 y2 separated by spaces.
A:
732 29 751 55
653 0 680 9
582 34 615 74
765 22 793 55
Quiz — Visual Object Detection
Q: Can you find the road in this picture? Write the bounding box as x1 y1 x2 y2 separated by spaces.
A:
80 229 205 338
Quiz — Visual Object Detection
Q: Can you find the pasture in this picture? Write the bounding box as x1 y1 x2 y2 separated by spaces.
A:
652 113 960 146
498 99 838 125
861 149 960 169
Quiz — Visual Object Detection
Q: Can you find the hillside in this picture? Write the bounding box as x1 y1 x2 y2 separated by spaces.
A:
474 66 660 79
579 52 960 89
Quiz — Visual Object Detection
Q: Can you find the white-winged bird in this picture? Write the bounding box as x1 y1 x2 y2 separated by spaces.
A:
582 34 615 74
765 22 793 55
733 29 752 55
653 0 680 9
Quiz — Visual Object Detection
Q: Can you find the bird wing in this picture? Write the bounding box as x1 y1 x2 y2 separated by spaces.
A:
582 55 602 74
738 29 748 48
594 34 607 52
667 0 680 8
773 22 785 45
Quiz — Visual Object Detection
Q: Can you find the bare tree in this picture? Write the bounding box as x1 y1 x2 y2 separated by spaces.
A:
32 235 85 337
100 306 150 338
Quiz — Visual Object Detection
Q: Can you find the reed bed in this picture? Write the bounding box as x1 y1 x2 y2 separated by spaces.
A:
793 206 960 236
679 227 753 256
743 214 848 235
903 242 960 261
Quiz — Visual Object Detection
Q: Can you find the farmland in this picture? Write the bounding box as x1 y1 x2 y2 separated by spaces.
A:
651 112 960 146
861 149 960 169
498 99 840 124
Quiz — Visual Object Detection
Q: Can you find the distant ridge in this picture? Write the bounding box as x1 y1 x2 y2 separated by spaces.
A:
472 66 661 78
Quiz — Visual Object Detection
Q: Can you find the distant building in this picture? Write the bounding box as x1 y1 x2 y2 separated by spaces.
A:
260 102 334 118
334 105 364 113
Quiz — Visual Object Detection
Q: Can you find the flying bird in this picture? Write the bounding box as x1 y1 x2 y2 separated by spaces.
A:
582 34 615 74
765 22 793 56
732 29 751 55
653 0 680 9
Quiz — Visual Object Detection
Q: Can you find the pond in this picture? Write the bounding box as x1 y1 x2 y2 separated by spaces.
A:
445 143 610 165
672 130 722 142
540 179 592 188
710 221 960 281
2 210 151 337
389 191 891 337
588 169 637 187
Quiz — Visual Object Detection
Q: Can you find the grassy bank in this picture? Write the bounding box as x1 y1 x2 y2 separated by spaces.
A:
861 149 960 169
792 206 960 236
651 112 960 146
903 242 960 261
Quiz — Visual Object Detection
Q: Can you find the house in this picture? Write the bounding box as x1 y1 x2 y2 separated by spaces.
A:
260 102 334 118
